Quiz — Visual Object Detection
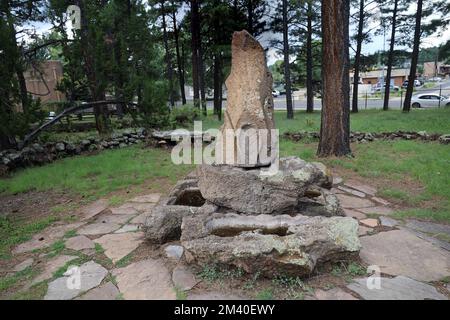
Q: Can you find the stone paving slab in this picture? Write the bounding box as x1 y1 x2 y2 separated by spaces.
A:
32 255 79 285
114 224 139 234
347 276 448 300
172 265 199 291
405 219 450 236
379 216 399 228
44 261 108 300
76 282 120 300
77 222 121 236
360 229 450 282
95 214 132 225
360 218 378 228
130 213 148 225
343 181 377 196
357 206 394 215
112 259 175 300
65 236 95 251
372 197 390 206
314 288 357 300
344 209 367 220
94 232 144 263
110 204 139 215
336 194 374 209
358 226 372 236
337 186 366 198
130 194 161 203
13 222 85 254
165 245 184 261
79 199 109 221
13 258 34 272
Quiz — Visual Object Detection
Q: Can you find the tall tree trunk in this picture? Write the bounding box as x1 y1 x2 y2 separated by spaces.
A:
161 1 175 107
247 0 254 35
194 2 207 115
306 0 314 113
383 0 398 111
318 0 351 157
113 18 125 118
282 0 294 119
190 0 200 109
351 0 364 113
172 3 186 105
76 0 110 135
213 52 221 118
403 0 422 112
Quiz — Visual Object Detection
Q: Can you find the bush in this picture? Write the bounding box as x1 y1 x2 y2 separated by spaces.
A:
169 104 201 127
139 80 170 129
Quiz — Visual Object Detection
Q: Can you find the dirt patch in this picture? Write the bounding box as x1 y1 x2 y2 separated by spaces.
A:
0 190 80 221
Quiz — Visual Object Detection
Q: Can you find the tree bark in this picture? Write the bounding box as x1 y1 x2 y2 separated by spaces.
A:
172 2 186 105
282 0 294 119
161 1 175 107
317 0 351 157
351 0 364 113
213 52 223 120
403 0 422 112
247 0 254 35
306 0 314 113
383 0 398 111
190 0 200 109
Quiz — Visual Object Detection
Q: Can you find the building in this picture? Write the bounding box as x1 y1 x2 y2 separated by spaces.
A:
423 61 450 78
24 60 65 104
350 68 409 87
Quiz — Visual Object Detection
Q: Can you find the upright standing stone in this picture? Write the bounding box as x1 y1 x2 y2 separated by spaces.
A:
216 30 275 167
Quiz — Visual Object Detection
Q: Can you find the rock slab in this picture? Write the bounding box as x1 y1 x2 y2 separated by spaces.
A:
181 213 360 277
112 259 175 300
347 276 447 300
360 229 450 282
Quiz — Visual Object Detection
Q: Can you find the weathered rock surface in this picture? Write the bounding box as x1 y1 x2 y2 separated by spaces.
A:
181 213 360 277
32 255 78 285
44 261 108 300
165 245 184 261
77 222 121 236
215 30 275 167
65 235 95 251
360 230 450 282
144 205 200 244
94 232 144 263
76 282 120 300
172 265 199 291
187 291 247 300
347 276 447 300
13 222 84 254
197 157 334 215
13 258 34 272
112 259 175 300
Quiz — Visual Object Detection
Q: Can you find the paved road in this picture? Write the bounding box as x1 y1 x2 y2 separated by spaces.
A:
186 80 450 111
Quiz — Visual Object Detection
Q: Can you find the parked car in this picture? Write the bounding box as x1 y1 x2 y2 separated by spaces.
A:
411 93 450 108
374 84 400 92
428 77 443 82
272 89 280 97
46 111 56 121
402 79 421 88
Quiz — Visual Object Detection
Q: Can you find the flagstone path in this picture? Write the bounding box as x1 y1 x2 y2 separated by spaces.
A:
6 177 450 300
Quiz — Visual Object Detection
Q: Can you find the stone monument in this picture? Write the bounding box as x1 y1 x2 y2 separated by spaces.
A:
144 30 360 277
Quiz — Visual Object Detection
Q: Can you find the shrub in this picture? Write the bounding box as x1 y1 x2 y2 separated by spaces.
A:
169 104 201 128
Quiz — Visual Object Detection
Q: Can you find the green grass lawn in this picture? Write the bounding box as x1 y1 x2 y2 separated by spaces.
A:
0 108 449 223
200 107 450 134
0 146 193 200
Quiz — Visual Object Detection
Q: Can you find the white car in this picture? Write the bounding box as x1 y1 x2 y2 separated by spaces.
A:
272 89 280 97
411 93 450 108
